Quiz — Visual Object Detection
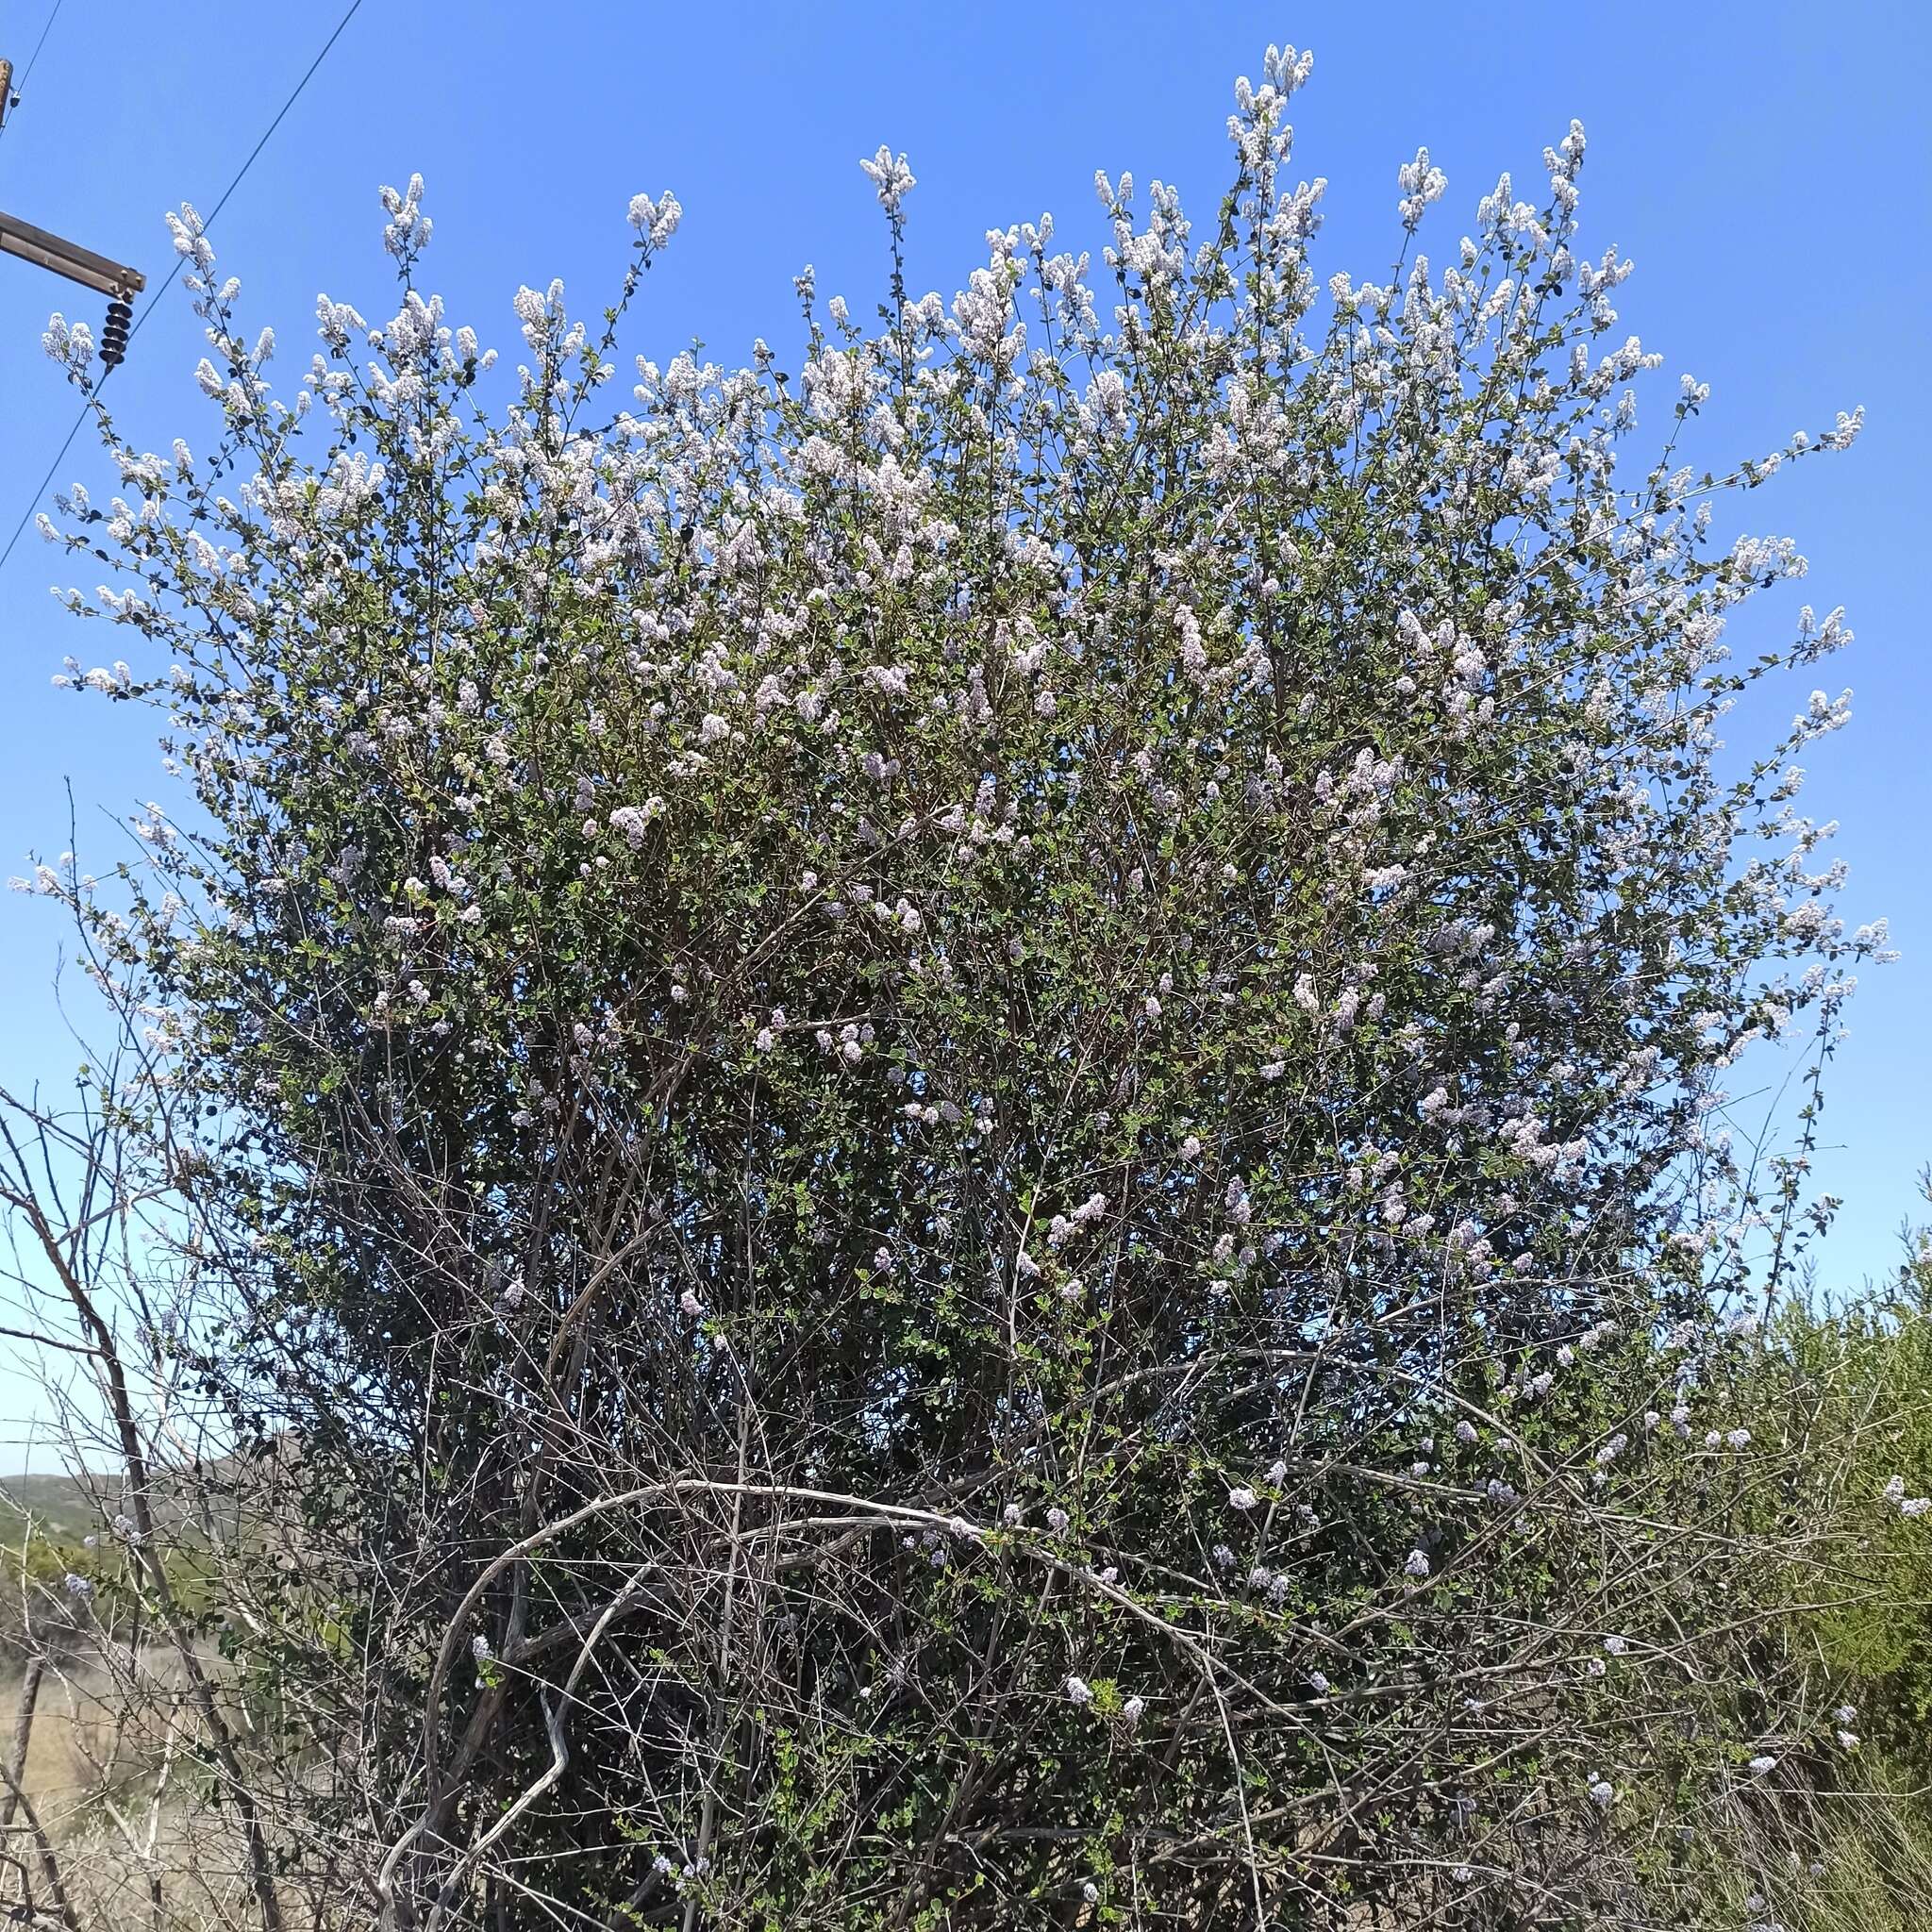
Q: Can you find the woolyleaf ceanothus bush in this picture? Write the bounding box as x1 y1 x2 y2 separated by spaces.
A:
18 40 1895 1932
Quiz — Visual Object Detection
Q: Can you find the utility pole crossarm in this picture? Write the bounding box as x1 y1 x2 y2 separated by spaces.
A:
0 208 144 300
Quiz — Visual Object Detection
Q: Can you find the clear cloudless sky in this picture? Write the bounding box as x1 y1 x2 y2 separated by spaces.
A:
0 0 1926 1457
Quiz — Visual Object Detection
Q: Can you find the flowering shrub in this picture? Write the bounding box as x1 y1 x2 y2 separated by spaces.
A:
15 39 1893 1931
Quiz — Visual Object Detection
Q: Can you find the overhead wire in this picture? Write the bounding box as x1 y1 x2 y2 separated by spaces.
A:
0 0 67 145
0 0 368 575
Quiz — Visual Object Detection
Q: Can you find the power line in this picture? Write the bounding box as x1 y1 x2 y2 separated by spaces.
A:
2 0 67 134
0 0 367 575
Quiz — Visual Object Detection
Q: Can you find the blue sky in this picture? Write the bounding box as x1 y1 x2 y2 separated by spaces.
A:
0 0 1927 1454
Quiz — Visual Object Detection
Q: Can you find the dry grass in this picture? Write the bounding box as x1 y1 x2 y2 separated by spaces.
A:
0 1653 274 1931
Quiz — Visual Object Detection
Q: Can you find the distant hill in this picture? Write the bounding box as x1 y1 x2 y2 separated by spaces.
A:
0 1440 305 1557
0 1472 114 1549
